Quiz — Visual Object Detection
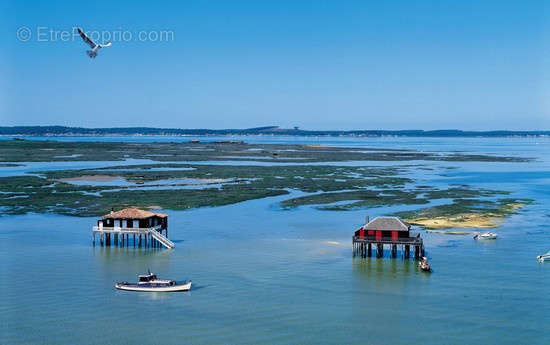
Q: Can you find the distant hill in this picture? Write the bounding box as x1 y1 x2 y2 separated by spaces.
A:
0 126 549 137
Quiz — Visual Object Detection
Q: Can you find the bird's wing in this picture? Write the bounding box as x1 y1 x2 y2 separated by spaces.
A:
77 28 96 48
99 42 112 48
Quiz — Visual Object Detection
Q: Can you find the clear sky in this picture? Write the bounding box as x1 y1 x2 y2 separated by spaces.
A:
2 0 549 130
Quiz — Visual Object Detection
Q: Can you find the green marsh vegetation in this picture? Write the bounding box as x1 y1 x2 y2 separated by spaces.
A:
0 140 533 228
0 139 530 163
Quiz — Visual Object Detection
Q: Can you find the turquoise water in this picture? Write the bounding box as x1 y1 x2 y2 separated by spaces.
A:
1 137 550 344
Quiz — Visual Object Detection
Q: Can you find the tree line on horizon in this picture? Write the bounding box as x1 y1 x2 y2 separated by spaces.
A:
0 126 549 137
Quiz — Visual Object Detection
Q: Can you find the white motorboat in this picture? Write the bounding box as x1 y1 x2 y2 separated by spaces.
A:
115 272 192 292
473 232 498 240
537 251 550 263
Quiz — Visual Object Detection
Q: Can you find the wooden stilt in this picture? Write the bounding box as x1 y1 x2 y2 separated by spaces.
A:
377 243 383 258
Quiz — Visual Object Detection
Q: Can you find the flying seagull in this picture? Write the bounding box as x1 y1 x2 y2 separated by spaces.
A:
77 27 111 59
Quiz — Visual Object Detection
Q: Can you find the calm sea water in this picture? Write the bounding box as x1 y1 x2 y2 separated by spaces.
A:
1 136 549 344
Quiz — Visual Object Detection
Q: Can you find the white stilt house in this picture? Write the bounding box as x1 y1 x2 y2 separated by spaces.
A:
92 208 174 249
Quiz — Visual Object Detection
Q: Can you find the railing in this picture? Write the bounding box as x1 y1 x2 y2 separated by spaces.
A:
150 230 175 249
353 234 423 245
92 224 163 233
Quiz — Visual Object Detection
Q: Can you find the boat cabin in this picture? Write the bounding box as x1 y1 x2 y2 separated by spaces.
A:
139 273 157 283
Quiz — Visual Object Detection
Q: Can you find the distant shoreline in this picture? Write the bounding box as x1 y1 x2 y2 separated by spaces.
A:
1 126 549 138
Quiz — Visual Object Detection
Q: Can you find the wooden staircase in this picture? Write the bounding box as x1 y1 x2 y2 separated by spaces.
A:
150 229 175 249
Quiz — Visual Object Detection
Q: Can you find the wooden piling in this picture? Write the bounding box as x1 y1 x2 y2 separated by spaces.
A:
376 243 383 258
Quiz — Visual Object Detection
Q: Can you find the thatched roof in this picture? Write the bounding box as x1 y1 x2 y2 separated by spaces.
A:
364 216 409 231
102 208 168 220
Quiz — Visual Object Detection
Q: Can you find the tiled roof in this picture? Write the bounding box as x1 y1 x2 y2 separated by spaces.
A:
102 208 168 219
364 216 409 231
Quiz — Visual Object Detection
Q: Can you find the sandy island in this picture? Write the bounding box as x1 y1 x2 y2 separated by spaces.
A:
58 175 121 182
406 202 525 230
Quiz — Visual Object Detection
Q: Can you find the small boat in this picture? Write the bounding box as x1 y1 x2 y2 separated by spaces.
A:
473 232 498 240
115 271 191 292
537 251 550 263
419 257 431 272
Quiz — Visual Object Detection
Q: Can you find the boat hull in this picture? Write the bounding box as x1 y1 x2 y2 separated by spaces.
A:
115 281 192 292
537 255 550 263
474 233 497 240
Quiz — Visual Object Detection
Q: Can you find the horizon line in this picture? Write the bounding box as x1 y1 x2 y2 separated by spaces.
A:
1 125 550 132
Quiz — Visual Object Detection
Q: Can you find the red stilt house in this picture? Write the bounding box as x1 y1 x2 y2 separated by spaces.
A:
352 215 424 259
355 216 411 240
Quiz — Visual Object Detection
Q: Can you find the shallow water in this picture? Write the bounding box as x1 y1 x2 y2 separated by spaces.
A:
1 137 549 344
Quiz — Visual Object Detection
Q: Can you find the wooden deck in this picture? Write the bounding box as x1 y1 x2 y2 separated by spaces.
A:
352 234 423 245
92 224 174 249
93 224 163 235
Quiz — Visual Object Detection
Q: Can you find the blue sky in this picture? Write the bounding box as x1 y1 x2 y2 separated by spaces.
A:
2 0 549 130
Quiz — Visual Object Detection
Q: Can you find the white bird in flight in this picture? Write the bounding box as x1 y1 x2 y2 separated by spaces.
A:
77 27 111 59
